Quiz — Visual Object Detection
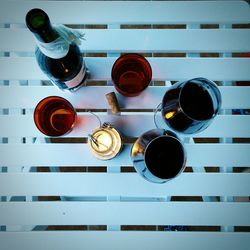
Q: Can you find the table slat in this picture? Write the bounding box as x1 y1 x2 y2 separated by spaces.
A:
1 57 250 81
0 202 249 226
0 144 250 166
0 86 249 109
0 114 249 138
1 1 249 24
1 29 250 53
0 231 249 250
0 173 249 196
1 144 250 166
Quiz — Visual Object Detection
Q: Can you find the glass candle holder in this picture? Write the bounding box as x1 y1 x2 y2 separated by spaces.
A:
34 96 76 136
111 53 152 97
88 123 123 160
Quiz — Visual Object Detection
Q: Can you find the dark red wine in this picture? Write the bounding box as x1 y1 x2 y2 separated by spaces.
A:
26 8 87 91
112 53 152 97
162 78 221 134
34 96 76 136
145 136 185 179
162 86 193 132
180 82 214 120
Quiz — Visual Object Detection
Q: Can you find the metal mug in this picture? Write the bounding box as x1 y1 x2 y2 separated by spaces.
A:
131 129 186 184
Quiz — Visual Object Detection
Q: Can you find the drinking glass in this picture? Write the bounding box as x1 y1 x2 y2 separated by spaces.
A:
131 129 186 184
160 77 222 134
111 53 152 97
34 96 76 136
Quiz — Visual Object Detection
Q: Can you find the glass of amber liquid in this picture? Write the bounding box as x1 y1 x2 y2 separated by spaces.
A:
111 53 152 97
34 96 76 136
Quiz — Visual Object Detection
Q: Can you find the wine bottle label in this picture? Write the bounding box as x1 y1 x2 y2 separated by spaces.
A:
64 64 86 89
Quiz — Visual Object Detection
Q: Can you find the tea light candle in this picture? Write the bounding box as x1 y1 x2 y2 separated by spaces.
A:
88 123 122 160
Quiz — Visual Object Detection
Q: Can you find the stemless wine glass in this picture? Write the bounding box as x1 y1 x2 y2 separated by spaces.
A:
160 77 222 134
131 129 186 184
111 53 152 97
34 96 76 136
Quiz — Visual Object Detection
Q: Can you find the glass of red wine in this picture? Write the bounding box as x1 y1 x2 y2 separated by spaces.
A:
34 96 76 136
111 53 152 97
159 77 222 134
131 129 186 184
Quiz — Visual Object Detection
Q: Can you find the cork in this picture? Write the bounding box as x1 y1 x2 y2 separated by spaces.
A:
105 92 121 114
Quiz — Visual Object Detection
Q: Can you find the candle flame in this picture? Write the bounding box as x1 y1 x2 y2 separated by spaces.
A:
90 130 113 153
97 132 113 149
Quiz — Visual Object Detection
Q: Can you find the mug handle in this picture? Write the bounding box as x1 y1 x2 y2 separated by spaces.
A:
153 102 162 129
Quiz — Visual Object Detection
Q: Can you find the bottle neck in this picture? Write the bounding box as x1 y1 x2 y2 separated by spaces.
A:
26 8 59 43
26 9 70 59
35 25 70 59
33 24 59 43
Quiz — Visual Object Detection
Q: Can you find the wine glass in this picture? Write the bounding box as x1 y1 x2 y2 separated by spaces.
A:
160 77 222 134
131 129 186 184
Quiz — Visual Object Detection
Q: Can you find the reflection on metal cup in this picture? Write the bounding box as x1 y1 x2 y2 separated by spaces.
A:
131 129 186 184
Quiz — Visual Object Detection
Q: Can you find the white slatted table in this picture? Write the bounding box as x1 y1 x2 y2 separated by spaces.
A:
0 1 250 250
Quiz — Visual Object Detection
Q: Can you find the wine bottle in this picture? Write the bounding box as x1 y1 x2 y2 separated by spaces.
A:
26 8 88 91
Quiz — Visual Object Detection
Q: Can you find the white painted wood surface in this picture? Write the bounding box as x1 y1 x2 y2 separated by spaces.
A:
0 231 249 250
0 201 249 226
1 1 249 24
0 114 250 137
1 29 250 53
0 143 250 166
0 0 249 249
0 86 249 109
0 173 249 196
1 57 250 81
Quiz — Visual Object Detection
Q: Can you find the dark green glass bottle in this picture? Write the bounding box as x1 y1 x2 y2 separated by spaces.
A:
26 8 87 91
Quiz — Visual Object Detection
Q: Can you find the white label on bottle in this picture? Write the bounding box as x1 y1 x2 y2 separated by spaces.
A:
64 64 86 89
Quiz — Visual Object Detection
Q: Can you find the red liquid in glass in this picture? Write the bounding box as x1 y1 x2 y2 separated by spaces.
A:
145 136 185 179
112 54 152 97
34 96 76 136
